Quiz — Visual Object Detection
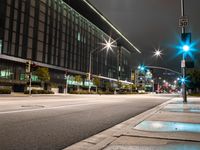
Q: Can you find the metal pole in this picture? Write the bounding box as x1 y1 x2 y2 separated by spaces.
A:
65 78 68 94
181 0 187 103
118 46 121 81
29 72 32 96
88 52 92 92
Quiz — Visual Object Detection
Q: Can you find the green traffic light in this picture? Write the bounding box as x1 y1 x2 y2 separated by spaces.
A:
183 45 190 52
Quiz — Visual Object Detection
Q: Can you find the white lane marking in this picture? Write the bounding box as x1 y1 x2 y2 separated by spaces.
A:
0 100 121 115
0 103 101 115
0 95 174 115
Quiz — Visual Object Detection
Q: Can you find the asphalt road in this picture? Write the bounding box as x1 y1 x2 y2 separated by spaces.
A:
0 94 177 150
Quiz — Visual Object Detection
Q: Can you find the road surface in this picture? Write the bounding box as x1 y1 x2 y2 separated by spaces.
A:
0 94 177 150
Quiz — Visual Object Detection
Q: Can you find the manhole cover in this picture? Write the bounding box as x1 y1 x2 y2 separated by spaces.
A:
21 105 45 108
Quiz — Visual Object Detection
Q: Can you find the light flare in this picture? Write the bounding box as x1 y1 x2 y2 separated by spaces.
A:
101 37 116 52
153 49 163 58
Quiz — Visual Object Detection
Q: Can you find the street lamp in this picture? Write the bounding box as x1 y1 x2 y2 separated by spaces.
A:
88 37 116 92
153 49 163 58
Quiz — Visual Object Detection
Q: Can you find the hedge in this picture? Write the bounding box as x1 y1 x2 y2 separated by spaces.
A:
0 88 11 94
24 89 54 94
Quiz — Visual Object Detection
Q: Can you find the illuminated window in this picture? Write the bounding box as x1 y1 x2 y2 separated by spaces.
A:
0 69 12 79
77 32 81 41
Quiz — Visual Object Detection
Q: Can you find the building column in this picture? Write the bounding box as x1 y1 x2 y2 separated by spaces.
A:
117 44 122 81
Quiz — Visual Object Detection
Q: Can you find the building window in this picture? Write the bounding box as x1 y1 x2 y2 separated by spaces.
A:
0 40 2 54
77 32 81 41
0 69 12 79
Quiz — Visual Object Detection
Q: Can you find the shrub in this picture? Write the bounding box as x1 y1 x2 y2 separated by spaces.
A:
69 90 96 94
189 93 200 97
24 89 54 94
97 91 113 95
0 88 11 94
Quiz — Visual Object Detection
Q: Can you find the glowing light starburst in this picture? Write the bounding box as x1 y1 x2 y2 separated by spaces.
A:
153 49 163 58
101 37 116 52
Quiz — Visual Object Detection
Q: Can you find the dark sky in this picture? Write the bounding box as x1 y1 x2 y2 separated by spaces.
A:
88 0 200 72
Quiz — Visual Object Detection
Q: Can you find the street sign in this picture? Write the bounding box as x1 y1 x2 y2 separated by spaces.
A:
179 16 189 27
181 60 185 68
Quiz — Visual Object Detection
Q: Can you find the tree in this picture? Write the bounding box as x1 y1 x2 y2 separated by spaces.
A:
117 81 122 89
93 77 100 92
35 67 50 89
131 84 137 92
124 84 132 92
105 81 112 92
74 75 83 91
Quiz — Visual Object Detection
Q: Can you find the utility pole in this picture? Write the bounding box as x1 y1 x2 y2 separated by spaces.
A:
180 0 187 103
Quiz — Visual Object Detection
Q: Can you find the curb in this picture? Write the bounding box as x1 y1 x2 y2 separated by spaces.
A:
64 97 177 150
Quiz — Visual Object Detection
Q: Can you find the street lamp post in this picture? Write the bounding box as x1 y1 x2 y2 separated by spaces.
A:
88 37 115 92
88 49 96 92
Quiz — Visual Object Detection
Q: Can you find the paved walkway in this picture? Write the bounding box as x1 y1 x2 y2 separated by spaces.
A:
65 97 200 150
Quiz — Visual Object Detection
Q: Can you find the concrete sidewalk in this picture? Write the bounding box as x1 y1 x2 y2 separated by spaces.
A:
65 97 200 150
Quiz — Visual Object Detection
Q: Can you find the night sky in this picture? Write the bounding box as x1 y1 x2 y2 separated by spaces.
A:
88 0 200 72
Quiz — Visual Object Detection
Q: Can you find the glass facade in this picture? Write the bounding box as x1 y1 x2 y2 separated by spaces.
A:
0 0 131 88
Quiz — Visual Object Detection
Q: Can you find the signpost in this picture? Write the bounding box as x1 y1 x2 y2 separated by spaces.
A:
179 16 189 27
25 60 32 96
64 71 69 94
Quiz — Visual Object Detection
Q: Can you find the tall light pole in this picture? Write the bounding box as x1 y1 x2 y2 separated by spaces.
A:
180 0 187 103
88 37 115 92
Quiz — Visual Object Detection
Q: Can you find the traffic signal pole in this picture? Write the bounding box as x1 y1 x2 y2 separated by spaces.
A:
181 0 187 103
29 72 32 96
26 60 32 96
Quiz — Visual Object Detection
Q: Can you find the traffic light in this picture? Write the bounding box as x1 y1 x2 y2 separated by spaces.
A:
181 33 191 52
25 74 31 80
138 65 146 72
31 63 37 68
25 61 31 73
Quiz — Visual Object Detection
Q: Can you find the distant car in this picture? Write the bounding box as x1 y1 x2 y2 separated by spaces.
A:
138 90 145 94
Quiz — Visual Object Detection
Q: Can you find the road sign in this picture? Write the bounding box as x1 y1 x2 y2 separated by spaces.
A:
181 60 185 68
179 16 189 27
